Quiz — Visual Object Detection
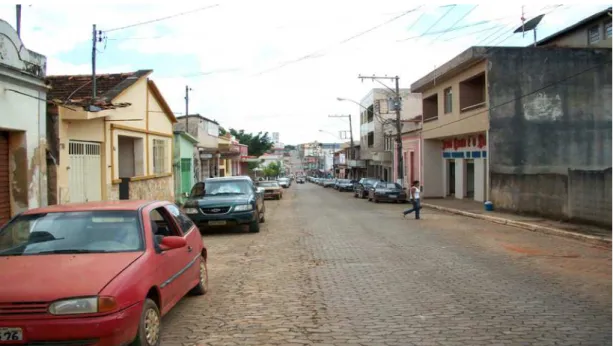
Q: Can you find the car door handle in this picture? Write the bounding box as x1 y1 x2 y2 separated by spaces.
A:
187 246 193 252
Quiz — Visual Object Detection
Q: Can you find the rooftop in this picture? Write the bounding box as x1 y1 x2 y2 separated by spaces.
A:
536 7 612 46
46 69 152 107
176 113 219 125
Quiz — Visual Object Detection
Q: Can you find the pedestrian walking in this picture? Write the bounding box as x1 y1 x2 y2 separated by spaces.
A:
402 180 421 220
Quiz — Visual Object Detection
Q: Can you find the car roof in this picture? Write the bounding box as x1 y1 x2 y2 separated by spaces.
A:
21 200 159 215
204 176 253 182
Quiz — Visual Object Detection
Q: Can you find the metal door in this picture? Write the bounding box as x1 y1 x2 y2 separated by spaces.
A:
69 141 102 203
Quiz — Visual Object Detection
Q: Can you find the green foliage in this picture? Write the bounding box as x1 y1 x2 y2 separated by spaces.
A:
263 161 281 177
284 144 296 151
228 129 273 157
219 127 227 136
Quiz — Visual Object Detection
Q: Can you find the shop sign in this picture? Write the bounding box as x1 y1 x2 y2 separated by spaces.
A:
442 134 486 151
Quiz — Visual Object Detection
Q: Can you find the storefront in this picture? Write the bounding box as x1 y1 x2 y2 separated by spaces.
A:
440 133 488 202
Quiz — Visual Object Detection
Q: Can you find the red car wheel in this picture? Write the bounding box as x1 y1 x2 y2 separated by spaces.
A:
190 257 208 296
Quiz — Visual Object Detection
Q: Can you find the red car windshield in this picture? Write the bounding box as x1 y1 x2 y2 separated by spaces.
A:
0 210 143 256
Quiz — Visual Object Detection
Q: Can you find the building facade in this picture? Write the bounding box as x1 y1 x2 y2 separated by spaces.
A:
46 70 177 204
173 130 198 205
0 19 48 223
536 7 611 48
412 43 611 226
358 88 412 181
174 114 219 180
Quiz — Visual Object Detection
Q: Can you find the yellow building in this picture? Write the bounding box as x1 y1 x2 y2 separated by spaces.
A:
46 70 177 204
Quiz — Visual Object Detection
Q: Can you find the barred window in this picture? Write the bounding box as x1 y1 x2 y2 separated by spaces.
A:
153 139 167 174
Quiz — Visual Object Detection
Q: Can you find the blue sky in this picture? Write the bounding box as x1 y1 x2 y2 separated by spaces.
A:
0 2 609 144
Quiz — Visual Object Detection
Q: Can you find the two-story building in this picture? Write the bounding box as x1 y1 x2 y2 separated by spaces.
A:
412 8 611 226
174 114 219 180
0 19 48 223
358 88 413 181
46 70 177 204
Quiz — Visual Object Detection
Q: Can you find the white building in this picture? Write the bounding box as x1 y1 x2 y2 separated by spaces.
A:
0 19 48 223
271 132 280 143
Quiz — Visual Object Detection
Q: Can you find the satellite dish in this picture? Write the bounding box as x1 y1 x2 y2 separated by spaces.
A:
514 14 546 46
514 14 546 33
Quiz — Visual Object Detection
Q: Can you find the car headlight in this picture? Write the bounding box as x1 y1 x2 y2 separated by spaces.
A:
48 296 117 315
183 208 199 214
234 204 253 211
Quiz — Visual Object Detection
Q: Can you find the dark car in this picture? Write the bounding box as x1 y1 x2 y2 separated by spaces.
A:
353 177 384 199
368 181 407 203
335 179 354 191
182 176 265 233
296 177 305 184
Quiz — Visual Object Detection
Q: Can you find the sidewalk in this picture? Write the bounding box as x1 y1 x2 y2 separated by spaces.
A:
421 198 612 247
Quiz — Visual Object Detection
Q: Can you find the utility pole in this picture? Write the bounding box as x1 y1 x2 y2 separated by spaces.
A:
358 74 403 185
16 5 21 37
92 24 98 102
328 114 355 160
184 85 192 132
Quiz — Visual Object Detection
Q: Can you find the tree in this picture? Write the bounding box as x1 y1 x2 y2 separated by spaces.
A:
263 161 281 178
219 127 227 136
284 144 296 151
228 129 273 157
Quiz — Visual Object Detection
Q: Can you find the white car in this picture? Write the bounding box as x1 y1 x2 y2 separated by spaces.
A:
278 177 291 188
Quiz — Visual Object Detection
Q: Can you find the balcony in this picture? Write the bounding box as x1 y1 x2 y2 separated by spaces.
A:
370 151 392 164
347 160 366 168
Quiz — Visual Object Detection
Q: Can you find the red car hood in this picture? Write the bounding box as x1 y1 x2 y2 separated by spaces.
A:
0 252 143 302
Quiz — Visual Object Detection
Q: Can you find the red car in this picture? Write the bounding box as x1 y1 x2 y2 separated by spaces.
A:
0 200 208 346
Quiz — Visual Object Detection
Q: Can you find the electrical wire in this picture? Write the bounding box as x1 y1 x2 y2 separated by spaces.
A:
252 6 423 77
420 60 611 135
428 5 479 43
102 4 220 33
419 5 458 38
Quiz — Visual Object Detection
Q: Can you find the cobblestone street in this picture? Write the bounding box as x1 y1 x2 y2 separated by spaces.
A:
161 183 612 346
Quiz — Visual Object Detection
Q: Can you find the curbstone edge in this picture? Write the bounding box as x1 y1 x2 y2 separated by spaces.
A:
422 203 612 247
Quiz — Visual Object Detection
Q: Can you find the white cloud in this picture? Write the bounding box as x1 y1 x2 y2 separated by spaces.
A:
0 1 609 144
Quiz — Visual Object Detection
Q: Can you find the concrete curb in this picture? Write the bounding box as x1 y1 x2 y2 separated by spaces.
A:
422 203 612 247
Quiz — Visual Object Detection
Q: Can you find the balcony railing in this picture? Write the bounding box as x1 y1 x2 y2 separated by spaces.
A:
347 160 366 168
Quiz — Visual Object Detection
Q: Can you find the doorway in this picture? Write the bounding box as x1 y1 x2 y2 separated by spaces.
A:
447 160 455 196
466 160 475 198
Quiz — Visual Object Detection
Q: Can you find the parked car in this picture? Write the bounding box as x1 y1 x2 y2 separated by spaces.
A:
182 176 265 233
322 179 336 188
335 179 355 191
368 181 408 203
278 177 291 188
296 177 306 184
353 177 384 199
0 200 207 346
257 180 283 200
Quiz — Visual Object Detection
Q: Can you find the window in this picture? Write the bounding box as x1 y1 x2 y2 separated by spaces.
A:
588 25 600 44
166 204 195 235
152 139 168 174
0 211 143 256
190 182 205 197
444 87 453 113
605 21 612 39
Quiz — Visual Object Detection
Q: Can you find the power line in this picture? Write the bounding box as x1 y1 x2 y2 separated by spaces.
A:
429 4 479 43
419 4 457 37
420 60 611 135
252 6 423 77
102 4 220 32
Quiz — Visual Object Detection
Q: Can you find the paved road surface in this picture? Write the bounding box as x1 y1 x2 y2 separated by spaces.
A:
161 182 612 346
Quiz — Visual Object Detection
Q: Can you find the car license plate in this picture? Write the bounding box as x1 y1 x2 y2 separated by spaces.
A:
208 220 227 226
0 328 23 341
389 194 397 198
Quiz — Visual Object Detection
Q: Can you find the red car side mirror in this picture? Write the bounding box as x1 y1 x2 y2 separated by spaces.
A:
159 236 187 251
